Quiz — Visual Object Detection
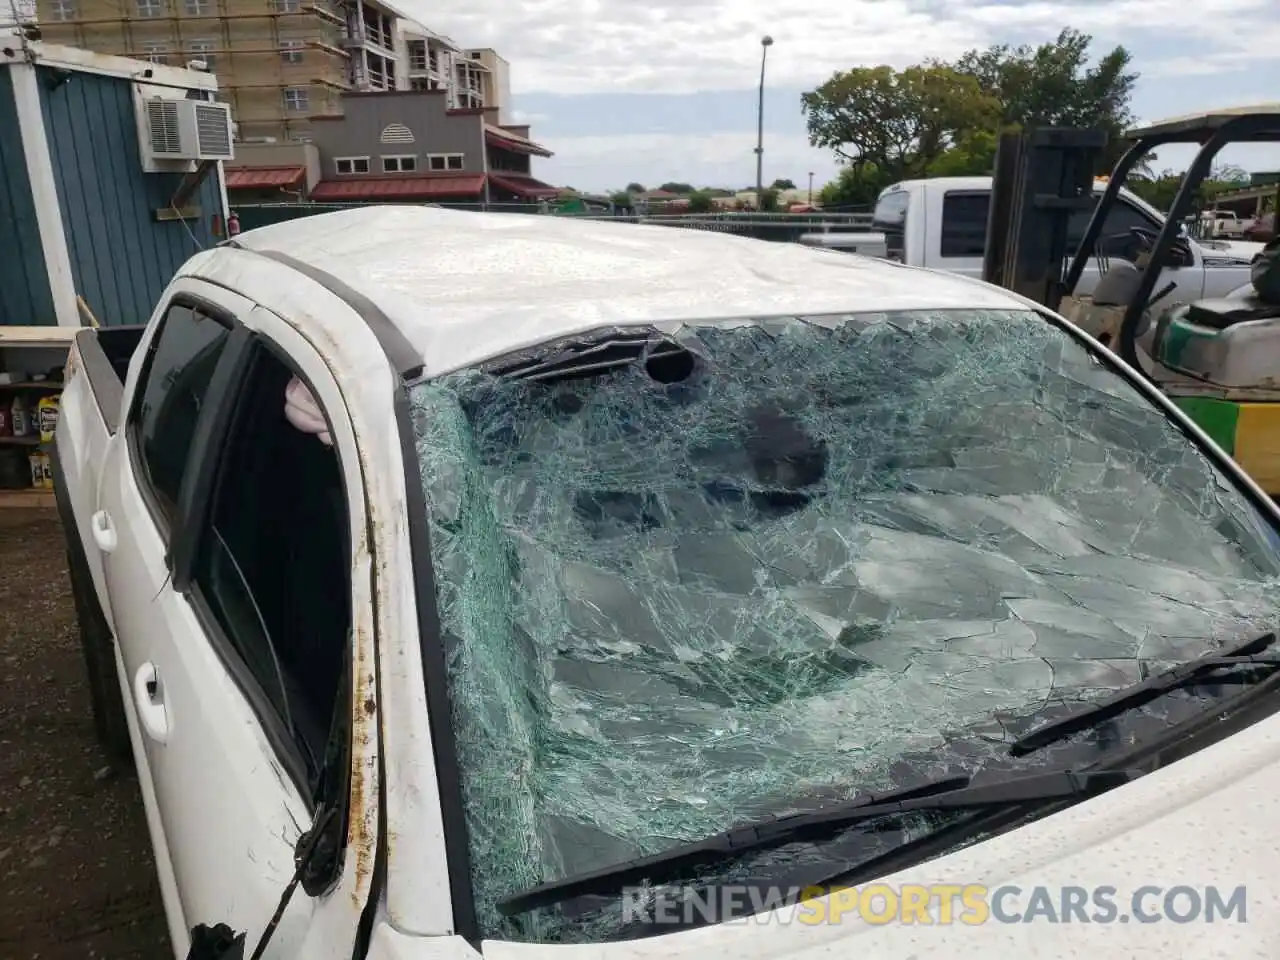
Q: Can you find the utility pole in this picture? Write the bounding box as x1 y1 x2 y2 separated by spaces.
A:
808 171 814 203
754 35 773 208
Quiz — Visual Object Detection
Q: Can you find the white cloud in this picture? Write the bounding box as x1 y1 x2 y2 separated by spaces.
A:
537 131 841 193
394 0 1278 95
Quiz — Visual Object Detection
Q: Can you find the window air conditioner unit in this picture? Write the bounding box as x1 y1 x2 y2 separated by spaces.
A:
134 86 235 172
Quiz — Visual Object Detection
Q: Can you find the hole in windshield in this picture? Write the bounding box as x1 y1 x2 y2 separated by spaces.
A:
409 308 1280 943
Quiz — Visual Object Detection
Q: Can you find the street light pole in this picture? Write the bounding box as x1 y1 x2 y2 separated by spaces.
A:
754 35 773 208
808 171 814 203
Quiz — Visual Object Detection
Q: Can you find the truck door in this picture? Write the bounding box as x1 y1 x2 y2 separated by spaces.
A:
92 282 378 958
1068 198 1205 307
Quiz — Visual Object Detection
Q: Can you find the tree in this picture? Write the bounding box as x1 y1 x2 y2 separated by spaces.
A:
609 190 633 207
948 29 1138 169
758 187 780 212
771 178 796 190
659 181 695 194
625 182 645 193
802 64 1001 193
686 190 715 213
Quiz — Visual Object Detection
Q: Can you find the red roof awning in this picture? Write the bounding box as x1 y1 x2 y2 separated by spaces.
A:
484 124 553 158
224 166 307 190
309 174 486 201
487 174 561 199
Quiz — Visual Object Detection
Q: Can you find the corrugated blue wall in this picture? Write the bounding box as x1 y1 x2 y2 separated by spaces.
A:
39 67 222 326
0 68 56 326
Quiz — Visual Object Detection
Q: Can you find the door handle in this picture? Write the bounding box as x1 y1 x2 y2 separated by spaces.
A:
91 509 117 554
132 662 169 744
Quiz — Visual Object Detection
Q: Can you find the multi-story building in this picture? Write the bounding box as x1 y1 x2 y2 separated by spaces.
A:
32 0 513 143
223 88 556 206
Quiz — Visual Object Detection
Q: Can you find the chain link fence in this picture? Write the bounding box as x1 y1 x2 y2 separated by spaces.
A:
232 202 874 243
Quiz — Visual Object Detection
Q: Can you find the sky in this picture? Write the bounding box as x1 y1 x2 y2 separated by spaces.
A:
399 0 1280 194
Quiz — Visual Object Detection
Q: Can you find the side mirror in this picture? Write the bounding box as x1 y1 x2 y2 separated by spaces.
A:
1166 239 1194 268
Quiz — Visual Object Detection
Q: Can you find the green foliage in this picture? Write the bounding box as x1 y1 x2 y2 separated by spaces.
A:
1127 163 1255 213
609 190 633 206
771 178 797 190
802 64 1000 184
947 28 1137 169
625 182 645 193
805 29 1140 205
758 187 780 212
686 190 715 213
659 181 695 194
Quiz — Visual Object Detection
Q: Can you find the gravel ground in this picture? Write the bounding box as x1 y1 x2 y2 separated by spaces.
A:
0 509 170 959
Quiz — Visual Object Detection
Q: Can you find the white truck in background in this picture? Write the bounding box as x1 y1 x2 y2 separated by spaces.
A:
801 177 1264 307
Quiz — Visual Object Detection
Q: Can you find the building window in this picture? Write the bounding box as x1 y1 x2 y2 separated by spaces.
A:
141 41 169 64
187 40 215 69
334 157 370 175
135 0 163 17
282 87 309 112
272 0 300 12
280 39 304 63
427 153 464 172
469 51 481 60
49 0 76 20
381 155 417 173
183 0 209 14
408 40 426 71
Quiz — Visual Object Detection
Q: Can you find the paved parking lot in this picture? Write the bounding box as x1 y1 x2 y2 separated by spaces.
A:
0 509 170 959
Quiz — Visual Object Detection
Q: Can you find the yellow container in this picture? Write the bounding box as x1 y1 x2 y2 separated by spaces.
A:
37 394 60 444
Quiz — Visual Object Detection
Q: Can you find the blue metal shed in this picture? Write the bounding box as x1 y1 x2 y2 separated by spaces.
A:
0 35 229 328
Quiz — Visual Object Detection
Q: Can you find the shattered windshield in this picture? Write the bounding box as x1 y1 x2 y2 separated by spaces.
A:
407 308 1280 943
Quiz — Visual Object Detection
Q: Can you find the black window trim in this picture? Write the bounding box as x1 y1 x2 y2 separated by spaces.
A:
169 330 359 839
125 292 239 546
938 189 992 259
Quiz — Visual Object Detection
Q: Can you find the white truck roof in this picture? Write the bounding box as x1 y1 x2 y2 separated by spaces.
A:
223 205 1033 376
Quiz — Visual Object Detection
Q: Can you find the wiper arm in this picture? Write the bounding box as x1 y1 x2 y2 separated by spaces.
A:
1010 631 1280 757
496 767 1139 918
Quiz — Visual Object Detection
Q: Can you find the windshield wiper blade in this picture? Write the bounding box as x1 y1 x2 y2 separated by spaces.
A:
496 767 1139 918
1010 632 1280 757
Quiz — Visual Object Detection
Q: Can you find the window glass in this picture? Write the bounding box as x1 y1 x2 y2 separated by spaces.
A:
131 302 231 523
939 192 990 258
871 187 909 260
409 309 1280 942
189 344 351 790
939 191 1163 262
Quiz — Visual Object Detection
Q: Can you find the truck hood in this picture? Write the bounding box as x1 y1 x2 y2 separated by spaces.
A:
416 705 1280 960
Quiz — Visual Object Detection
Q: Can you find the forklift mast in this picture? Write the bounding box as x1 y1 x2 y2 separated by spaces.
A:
982 127 1108 312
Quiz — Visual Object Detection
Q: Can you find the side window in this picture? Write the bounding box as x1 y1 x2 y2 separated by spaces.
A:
130 301 232 525
871 188 909 261
187 341 352 796
939 191 990 258
1067 199 1161 260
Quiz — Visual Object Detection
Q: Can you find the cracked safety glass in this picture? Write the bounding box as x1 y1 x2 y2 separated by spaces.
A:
407 308 1280 943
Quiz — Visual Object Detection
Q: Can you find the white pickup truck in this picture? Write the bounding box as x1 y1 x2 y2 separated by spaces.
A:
54 206 1280 960
802 177 1263 309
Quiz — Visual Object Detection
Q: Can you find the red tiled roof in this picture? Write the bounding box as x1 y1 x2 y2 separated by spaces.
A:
484 123 553 158
488 174 561 199
309 174 486 201
224 166 307 189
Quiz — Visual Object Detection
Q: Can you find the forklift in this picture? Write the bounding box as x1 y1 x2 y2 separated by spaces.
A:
984 108 1280 495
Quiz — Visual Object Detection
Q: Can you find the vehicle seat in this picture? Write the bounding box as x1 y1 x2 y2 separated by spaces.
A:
1184 296 1280 330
